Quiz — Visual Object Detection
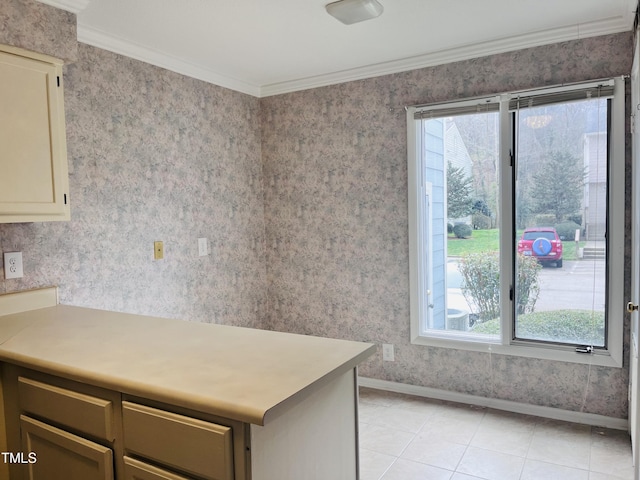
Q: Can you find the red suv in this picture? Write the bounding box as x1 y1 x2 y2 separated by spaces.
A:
517 227 563 268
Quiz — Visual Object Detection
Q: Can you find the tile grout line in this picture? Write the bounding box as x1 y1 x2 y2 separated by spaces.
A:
518 414 539 479
452 408 487 476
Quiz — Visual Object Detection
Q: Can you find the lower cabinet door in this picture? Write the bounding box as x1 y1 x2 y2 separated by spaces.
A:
20 415 114 480
124 456 191 480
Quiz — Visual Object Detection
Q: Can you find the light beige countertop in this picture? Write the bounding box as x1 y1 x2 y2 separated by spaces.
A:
0 304 375 425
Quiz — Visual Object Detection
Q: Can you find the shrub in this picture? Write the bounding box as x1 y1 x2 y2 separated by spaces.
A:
472 199 492 217
555 221 581 240
516 254 542 314
447 223 454 234
458 252 500 321
472 213 491 230
453 223 472 239
566 214 582 226
458 252 540 321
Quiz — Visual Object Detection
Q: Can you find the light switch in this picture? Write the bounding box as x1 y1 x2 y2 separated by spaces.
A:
154 241 164 260
4 252 24 279
198 238 208 256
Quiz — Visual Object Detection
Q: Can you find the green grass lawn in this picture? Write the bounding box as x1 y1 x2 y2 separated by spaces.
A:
471 310 605 345
447 228 584 259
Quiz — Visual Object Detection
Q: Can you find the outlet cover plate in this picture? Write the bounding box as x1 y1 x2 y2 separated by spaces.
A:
4 252 24 279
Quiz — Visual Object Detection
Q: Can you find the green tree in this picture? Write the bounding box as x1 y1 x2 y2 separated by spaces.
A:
530 151 584 222
447 161 474 219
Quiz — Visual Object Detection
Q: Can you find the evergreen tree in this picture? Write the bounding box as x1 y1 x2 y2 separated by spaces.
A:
530 151 585 222
447 161 474 219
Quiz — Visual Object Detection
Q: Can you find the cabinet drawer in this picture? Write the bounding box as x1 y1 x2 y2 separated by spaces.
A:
18 376 114 441
124 456 191 480
21 415 114 480
123 402 233 480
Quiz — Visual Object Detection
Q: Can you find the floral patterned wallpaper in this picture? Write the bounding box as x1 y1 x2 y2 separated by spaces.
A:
0 0 634 419
0 1 266 329
0 0 77 62
261 33 634 418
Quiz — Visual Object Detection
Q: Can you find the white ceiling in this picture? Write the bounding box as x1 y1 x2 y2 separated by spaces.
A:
39 0 636 97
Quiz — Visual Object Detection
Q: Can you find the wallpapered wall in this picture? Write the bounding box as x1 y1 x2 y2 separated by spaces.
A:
0 0 267 329
261 33 634 419
0 0 634 418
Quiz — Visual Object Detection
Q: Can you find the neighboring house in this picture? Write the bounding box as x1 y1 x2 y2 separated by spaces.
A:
583 131 607 241
423 118 475 329
423 118 446 329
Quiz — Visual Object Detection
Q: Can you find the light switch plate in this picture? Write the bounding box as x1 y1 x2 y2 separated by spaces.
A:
4 252 24 279
382 343 395 361
198 237 208 256
154 241 164 260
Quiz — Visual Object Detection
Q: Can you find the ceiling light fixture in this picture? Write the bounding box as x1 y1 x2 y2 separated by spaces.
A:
325 0 384 25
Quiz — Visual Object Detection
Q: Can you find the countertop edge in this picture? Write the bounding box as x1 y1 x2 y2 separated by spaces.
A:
0 304 377 426
0 345 376 426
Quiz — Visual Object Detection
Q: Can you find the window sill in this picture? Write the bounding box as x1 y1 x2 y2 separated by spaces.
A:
411 333 622 368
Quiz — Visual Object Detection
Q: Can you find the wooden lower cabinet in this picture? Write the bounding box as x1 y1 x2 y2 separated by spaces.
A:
1 366 247 480
20 415 114 480
2 365 361 480
122 402 234 480
123 456 191 480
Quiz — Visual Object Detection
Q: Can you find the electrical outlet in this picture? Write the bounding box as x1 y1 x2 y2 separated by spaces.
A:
198 237 208 256
4 252 24 279
382 343 395 362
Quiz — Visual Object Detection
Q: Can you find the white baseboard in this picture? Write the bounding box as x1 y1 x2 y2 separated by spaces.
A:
358 377 628 431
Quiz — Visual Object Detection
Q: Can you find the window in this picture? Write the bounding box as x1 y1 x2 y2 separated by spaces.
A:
407 79 625 367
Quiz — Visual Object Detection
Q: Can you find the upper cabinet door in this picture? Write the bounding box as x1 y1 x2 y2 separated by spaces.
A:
0 44 70 223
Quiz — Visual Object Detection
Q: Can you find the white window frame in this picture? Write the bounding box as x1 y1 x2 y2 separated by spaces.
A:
407 78 625 368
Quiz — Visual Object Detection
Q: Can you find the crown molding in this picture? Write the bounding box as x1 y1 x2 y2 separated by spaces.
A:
36 0 91 14
77 23 262 97
74 12 631 98
260 16 633 97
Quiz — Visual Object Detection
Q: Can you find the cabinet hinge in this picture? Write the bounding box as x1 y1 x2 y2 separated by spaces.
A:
64 194 67 205
57 76 60 87
509 286 513 301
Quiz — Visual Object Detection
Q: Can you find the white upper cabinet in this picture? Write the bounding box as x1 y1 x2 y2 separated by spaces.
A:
0 44 70 223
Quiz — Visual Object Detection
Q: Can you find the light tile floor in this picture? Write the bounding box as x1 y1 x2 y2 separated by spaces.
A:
358 388 634 480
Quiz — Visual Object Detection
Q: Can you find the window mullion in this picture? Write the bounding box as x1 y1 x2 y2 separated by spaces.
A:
499 97 515 346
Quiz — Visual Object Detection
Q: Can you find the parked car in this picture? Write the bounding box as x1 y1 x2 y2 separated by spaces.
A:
517 227 563 267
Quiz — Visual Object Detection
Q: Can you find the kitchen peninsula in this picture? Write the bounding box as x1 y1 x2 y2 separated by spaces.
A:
0 287 375 480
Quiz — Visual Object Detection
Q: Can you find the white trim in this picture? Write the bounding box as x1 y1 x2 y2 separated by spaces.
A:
40 7 629 98
407 79 625 368
499 93 514 347
407 111 423 343
358 377 629 431
260 17 632 97
35 0 90 14
77 24 262 97
607 76 626 369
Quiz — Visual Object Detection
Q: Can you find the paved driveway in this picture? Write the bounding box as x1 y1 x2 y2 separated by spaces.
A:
447 259 605 314
535 259 605 312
